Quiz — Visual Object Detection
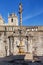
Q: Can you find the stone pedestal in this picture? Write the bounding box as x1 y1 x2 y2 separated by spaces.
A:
24 53 33 61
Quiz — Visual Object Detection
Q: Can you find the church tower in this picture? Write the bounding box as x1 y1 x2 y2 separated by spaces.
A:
8 13 18 26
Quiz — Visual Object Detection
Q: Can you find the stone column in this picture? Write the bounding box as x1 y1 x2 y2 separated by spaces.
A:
29 36 33 54
11 36 14 54
26 36 29 52
24 36 33 60
8 37 11 55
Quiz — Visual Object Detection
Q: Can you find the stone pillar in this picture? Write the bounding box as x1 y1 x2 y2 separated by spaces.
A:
11 36 14 54
8 37 11 55
24 36 33 60
13 37 19 55
28 36 33 54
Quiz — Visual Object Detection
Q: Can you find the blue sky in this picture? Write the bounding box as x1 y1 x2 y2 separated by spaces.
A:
0 0 43 26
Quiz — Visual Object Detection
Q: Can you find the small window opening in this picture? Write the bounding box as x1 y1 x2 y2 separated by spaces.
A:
11 18 13 22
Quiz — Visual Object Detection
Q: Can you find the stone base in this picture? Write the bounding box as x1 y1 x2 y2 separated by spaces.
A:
0 51 6 57
24 53 33 61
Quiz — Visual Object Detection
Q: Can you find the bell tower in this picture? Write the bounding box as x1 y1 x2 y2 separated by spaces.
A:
8 13 18 26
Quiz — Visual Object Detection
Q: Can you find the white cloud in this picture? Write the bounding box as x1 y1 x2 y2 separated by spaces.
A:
23 11 43 21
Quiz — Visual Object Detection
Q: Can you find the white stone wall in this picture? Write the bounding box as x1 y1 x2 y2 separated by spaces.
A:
0 32 6 57
32 32 43 56
0 25 43 57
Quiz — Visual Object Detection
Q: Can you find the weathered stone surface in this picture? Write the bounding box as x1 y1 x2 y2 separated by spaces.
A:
0 13 43 59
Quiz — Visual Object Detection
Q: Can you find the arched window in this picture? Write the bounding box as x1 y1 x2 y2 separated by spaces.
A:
11 18 13 22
